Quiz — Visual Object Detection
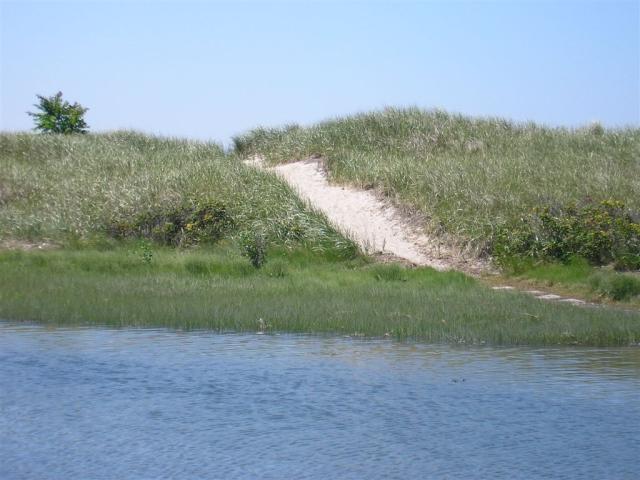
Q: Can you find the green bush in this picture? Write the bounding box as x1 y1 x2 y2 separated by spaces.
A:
240 231 268 269
109 201 233 246
494 199 640 270
138 241 153 264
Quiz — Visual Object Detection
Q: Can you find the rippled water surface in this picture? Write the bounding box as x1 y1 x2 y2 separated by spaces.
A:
1 322 639 479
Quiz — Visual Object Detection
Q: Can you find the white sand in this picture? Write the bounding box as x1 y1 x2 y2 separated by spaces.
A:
246 156 593 306
250 157 472 270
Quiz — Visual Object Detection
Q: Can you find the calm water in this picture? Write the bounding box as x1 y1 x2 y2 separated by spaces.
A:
1 322 639 480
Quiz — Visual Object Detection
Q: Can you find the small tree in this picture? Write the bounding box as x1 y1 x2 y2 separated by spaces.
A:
28 92 89 134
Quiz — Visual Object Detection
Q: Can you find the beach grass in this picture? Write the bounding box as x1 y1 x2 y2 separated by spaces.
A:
2 127 639 344
233 107 640 255
0 131 354 257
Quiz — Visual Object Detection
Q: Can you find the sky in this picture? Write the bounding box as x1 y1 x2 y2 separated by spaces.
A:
1 0 638 144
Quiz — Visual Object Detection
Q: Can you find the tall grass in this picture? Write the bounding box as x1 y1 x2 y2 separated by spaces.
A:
1 246 638 346
0 131 355 256
2 129 639 344
233 108 640 254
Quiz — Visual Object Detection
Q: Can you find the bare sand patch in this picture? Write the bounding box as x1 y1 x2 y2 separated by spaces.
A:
248 157 487 273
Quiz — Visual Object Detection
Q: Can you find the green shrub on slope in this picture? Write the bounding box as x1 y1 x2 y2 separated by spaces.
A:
494 199 640 270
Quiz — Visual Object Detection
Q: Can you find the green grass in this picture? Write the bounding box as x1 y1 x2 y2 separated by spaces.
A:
0 131 354 257
2 127 639 344
233 107 640 253
589 271 640 302
0 246 639 346
504 257 596 286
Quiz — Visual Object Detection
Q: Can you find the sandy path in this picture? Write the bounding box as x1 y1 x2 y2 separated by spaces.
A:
249 157 473 271
244 156 594 306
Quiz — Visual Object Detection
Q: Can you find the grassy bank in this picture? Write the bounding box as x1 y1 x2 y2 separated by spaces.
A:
233 108 640 254
0 131 354 257
1 246 639 346
1 129 639 344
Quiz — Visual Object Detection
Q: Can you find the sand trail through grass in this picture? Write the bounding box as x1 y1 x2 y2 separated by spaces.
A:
246 156 608 307
248 156 485 273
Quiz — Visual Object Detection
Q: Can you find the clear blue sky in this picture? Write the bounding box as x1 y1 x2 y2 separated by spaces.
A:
1 0 638 144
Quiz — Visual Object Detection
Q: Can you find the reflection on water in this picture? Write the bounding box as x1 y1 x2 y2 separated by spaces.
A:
1 322 639 480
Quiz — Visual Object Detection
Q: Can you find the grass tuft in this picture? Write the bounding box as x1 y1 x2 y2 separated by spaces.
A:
589 271 640 301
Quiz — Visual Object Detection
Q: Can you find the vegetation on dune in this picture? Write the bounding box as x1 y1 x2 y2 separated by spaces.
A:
0 131 356 259
494 199 640 271
1 117 639 343
1 246 638 346
233 108 640 265
109 201 235 247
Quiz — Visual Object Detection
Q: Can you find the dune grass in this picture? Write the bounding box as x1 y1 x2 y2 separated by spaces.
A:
233 108 640 254
1 245 639 346
1 128 639 344
0 131 354 257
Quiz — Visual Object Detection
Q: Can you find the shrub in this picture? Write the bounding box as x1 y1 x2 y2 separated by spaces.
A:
109 201 234 246
240 231 267 268
138 241 153 265
494 199 640 270
28 92 89 134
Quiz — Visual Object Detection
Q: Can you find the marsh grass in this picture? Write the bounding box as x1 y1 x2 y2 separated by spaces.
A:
0 131 355 258
0 247 638 346
233 108 640 254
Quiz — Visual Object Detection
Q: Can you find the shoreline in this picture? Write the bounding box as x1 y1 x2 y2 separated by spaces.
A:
1 246 638 347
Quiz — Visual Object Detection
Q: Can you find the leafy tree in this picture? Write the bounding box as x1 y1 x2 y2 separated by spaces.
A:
28 92 89 134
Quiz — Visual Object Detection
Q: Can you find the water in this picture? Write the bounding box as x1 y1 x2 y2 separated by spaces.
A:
1 322 638 480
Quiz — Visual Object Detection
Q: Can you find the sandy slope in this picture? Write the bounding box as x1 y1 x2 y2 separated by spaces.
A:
248 157 484 272
245 156 593 306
